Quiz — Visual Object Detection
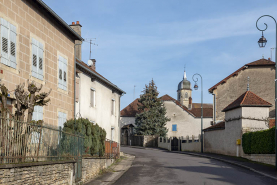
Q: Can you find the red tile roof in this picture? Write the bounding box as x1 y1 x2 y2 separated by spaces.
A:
160 94 213 118
222 91 272 112
209 59 275 93
120 98 141 117
203 121 225 132
192 103 213 109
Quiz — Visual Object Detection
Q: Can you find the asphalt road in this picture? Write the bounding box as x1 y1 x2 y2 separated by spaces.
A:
113 147 277 185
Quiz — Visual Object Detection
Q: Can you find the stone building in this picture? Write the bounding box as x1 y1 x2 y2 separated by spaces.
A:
0 0 83 126
209 58 275 121
120 70 213 143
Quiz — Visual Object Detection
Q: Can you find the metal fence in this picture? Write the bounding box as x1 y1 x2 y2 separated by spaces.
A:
0 117 83 164
105 139 120 159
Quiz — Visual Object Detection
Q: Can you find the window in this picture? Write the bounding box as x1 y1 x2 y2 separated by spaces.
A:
185 92 188 99
32 106 43 121
111 99 115 115
1 18 17 69
58 111 67 128
31 38 44 80
90 88 95 107
31 106 43 143
58 55 67 90
172 124 177 131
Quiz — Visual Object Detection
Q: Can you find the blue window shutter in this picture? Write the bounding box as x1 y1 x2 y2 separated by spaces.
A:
172 124 177 131
63 58 67 90
37 41 44 80
9 23 16 69
58 56 63 89
1 18 9 66
31 38 38 79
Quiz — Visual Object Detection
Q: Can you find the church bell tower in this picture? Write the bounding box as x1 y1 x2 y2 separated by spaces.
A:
177 70 192 109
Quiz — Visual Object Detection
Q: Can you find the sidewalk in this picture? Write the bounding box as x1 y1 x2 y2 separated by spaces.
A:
124 146 277 180
84 153 135 185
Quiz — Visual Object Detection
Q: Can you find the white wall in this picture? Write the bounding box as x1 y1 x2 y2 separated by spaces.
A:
164 101 212 138
75 73 121 143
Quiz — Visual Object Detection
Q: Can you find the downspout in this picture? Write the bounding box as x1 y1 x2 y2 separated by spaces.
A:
212 93 216 124
74 44 82 127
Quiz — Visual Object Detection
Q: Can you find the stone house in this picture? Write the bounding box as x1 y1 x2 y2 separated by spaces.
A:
208 58 275 121
75 60 125 143
120 70 213 144
204 90 271 156
0 0 83 126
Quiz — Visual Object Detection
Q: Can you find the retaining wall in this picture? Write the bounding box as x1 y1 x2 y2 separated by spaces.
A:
242 154 275 166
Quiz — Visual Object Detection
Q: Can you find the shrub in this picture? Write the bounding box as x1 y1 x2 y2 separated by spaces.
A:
242 127 275 154
61 118 106 156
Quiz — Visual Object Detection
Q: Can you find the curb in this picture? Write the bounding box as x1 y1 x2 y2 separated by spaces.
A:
173 151 277 181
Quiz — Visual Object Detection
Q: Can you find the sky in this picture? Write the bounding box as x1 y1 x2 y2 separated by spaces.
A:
45 0 277 110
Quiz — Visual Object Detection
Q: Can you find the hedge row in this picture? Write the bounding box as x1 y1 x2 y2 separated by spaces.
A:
62 118 106 156
242 127 275 154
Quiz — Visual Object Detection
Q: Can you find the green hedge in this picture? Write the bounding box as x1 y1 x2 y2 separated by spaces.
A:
242 127 275 154
61 118 106 156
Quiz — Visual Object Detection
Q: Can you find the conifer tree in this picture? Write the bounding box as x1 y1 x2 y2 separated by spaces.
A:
135 79 170 137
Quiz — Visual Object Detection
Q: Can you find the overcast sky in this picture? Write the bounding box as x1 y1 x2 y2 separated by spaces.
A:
45 0 277 109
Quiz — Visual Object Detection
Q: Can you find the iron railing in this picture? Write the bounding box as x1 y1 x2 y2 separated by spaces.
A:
0 117 83 164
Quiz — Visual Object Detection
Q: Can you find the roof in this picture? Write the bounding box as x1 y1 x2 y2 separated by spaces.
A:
160 94 213 118
192 103 213 109
222 91 272 112
35 0 83 41
120 99 141 117
203 121 225 132
76 59 125 94
209 59 275 93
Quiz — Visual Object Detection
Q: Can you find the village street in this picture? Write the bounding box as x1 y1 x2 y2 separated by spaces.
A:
113 147 277 185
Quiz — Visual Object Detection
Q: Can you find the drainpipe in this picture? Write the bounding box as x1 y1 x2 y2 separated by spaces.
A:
212 93 216 124
74 44 82 127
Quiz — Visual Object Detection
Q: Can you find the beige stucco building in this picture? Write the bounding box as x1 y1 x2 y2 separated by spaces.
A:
0 0 83 126
120 71 213 143
75 59 125 143
209 58 275 121
204 90 271 156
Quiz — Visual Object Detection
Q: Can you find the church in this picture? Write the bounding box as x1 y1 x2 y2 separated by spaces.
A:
120 70 213 143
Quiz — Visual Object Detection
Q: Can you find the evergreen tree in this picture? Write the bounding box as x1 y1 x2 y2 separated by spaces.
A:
135 79 170 137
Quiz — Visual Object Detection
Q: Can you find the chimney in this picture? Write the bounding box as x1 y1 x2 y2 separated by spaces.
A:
70 21 82 60
88 59 96 70
268 57 271 61
188 97 192 110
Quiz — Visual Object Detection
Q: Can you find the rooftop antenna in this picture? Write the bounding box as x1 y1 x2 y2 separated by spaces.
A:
247 76 249 91
84 38 98 59
134 85 136 100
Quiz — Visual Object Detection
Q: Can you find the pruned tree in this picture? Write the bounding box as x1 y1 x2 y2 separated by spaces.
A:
135 79 170 137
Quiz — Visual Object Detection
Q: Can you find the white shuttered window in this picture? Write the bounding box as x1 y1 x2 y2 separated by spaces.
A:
0 18 17 68
90 88 95 107
31 38 44 80
32 106 43 121
58 56 68 90
58 112 67 128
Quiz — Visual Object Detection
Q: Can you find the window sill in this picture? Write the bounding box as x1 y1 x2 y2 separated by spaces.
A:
29 76 45 85
57 88 68 95
0 63 19 75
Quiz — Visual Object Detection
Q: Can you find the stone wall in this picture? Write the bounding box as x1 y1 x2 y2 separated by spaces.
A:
0 158 115 185
242 154 275 166
213 66 275 121
130 135 158 147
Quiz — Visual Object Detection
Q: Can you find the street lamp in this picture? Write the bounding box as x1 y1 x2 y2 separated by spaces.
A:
256 15 277 169
192 74 203 153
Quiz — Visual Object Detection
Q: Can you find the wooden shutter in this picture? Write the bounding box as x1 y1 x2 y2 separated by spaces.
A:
31 38 38 79
37 41 44 80
1 18 9 66
9 23 16 69
58 56 63 89
63 58 67 90
76 78 80 102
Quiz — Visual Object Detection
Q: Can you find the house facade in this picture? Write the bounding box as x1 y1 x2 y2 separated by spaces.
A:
75 59 125 143
209 58 275 121
0 0 82 126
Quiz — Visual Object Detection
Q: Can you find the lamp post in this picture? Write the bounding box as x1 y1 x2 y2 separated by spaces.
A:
256 15 277 169
192 73 203 153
